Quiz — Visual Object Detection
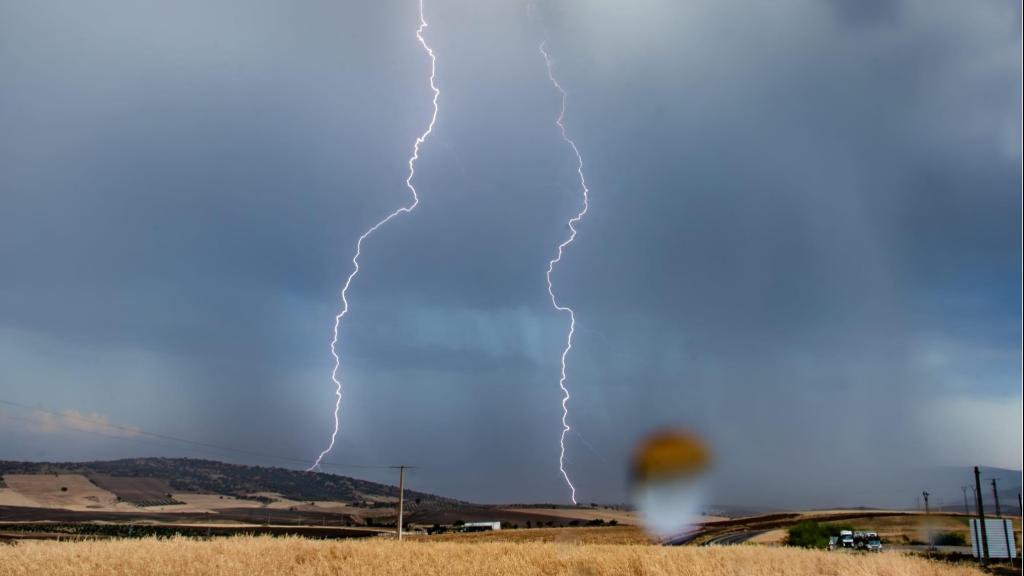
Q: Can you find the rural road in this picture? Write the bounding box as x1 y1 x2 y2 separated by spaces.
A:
703 530 768 546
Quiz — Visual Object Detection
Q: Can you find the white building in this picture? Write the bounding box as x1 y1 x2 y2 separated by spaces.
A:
462 521 501 532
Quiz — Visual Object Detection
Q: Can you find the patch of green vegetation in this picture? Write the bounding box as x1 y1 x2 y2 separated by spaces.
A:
932 532 966 546
786 521 854 549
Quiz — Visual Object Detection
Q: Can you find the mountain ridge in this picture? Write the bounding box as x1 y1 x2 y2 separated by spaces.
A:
0 457 461 505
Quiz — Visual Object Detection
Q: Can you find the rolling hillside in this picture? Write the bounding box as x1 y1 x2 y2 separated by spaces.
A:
0 458 638 530
0 458 453 505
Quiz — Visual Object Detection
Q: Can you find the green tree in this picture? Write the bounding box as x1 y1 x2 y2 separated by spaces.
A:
786 521 853 549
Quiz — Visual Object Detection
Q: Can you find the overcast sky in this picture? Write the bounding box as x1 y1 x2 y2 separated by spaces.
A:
1 0 1020 507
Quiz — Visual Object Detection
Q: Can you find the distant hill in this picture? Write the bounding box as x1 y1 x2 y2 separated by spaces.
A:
0 458 456 505
0 458 612 529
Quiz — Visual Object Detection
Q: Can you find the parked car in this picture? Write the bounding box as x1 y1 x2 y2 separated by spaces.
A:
845 529 883 552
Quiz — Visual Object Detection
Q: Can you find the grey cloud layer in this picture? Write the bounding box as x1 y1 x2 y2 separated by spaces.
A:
0 0 1019 505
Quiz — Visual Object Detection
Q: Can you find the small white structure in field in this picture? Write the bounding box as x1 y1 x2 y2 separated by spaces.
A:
462 521 501 532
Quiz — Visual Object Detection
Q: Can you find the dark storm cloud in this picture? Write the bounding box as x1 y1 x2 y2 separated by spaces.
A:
1 0 1019 505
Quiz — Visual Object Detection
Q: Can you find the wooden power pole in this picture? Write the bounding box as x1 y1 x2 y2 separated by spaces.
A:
396 465 407 540
974 466 989 563
991 478 1011 561
991 479 1002 518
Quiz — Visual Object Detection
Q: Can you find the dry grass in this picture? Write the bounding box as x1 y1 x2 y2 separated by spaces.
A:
426 526 652 544
0 488 38 508
1 474 128 511
0 536 986 576
854 515 969 545
747 529 788 546
835 514 1022 546
500 507 641 525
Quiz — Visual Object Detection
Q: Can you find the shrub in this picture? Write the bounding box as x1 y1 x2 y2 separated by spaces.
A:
933 532 966 546
786 522 854 549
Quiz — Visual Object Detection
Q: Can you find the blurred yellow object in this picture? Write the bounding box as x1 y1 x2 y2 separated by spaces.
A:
631 430 710 483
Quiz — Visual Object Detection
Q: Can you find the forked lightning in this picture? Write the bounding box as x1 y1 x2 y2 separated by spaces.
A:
540 41 590 504
310 0 439 471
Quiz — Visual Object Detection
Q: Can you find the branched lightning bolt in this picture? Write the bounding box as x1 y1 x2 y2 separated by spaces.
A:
540 41 589 504
309 0 439 471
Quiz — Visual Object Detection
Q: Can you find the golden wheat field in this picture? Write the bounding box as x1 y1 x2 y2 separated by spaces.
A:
428 525 653 544
0 536 986 576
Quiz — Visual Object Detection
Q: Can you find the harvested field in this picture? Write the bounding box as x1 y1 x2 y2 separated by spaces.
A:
87 475 182 507
427 526 652 544
826 514 1022 547
841 514 970 546
500 507 640 525
0 474 130 511
406 505 589 528
0 489 38 509
748 528 787 545
0 536 986 576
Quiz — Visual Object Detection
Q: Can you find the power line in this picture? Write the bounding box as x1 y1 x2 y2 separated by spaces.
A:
0 411 214 457
0 398 400 471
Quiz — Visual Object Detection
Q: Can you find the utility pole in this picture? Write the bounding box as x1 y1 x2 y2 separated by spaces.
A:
991 478 1011 561
961 486 970 516
922 491 931 547
396 465 407 540
991 479 1002 518
974 466 989 563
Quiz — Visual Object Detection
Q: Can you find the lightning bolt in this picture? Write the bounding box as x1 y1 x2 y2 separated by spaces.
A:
540 41 589 504
309 0 439 471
